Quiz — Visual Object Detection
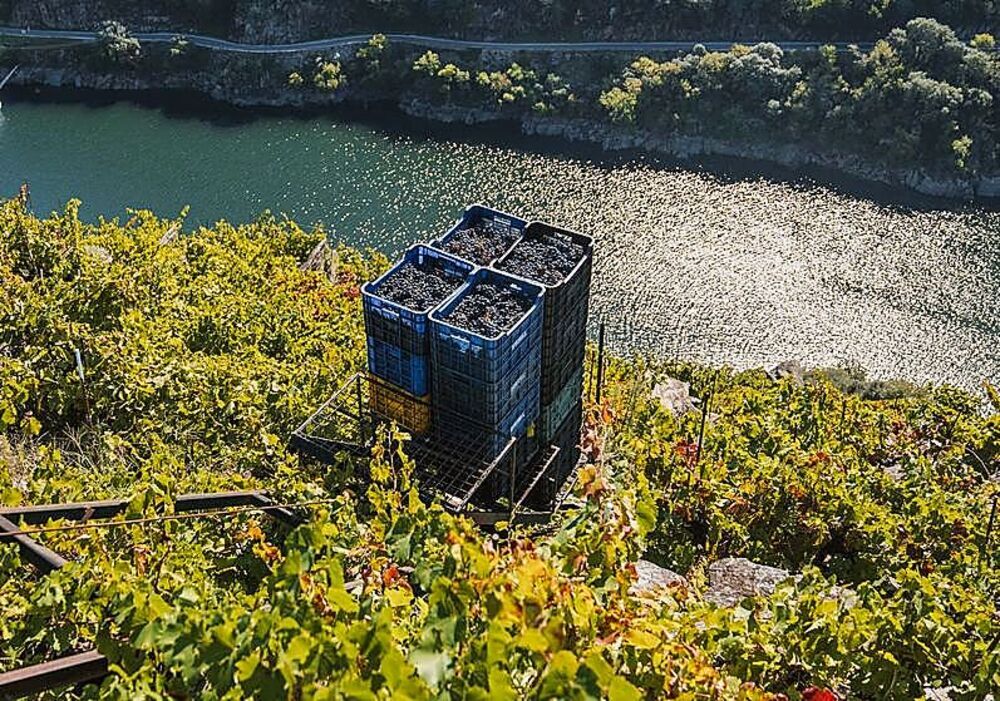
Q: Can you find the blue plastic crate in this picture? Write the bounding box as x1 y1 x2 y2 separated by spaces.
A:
430 268 544 427
430 204 527 266
433 357 540 431
495 220 594 405
362 244 476 357
366 337 430 397
363 245 474 396
436 390 539 463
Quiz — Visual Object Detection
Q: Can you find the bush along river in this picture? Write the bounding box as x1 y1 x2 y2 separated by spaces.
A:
2 92 999 392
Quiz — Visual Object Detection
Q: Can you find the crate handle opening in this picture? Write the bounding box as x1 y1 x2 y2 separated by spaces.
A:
510 412 526 435
511 373 525 397
511 329 526 350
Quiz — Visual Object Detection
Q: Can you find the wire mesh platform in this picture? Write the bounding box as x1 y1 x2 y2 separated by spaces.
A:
290 373 570 520
406 429 513 511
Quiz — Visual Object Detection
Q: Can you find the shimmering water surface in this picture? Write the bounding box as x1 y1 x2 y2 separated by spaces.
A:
2 97 998 389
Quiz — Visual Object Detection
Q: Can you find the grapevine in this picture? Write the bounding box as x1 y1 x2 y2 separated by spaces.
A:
1 197 997 700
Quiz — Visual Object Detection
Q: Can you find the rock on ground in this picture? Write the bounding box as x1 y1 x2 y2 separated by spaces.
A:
705 557 793 607
768 359 805 384
630 559 688 595
925 688 993 701
651 377 696 415
883 462 905 482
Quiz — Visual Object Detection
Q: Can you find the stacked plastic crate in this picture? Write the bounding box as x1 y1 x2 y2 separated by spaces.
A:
430 268 544 459
427 205 538 466
362 203 592 499
361 244 475 435
495 221 594 483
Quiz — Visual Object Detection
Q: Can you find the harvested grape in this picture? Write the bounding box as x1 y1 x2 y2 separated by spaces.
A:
438 224 518 265
443 282 532 336
377 260 463 311
497 232 584 285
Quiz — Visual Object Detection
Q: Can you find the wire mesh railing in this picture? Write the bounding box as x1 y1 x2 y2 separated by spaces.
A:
289 372 568 515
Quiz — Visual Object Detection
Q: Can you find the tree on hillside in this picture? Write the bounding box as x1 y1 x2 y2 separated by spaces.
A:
97 20 141 65
313 59 345 91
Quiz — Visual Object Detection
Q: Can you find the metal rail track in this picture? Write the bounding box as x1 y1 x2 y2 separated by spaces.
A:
0 489 301 700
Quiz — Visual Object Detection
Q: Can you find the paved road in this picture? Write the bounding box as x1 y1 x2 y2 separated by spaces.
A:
0 25 879 54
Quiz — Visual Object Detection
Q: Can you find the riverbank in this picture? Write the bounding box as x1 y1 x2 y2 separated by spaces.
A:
8 56 999 203
4 91 999 392
403 100 1000 201
7 80 990 210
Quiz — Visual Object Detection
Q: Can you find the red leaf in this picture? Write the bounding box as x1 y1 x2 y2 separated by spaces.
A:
382 564 400 586
802 687 838 701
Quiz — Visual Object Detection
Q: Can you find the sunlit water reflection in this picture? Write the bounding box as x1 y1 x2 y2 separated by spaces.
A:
2 97 998 390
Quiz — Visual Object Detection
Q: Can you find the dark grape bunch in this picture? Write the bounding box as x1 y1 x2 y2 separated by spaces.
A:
378 260 464 311
439 224 518 265
443 282 532 336
498 232 584 286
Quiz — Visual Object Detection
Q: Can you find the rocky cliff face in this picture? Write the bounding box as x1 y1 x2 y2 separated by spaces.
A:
6 0 371 41
230 1 354 43
11 0 108 29
6 0 997 43
519 115 1000 200
9 0 192 31
7 48 338 106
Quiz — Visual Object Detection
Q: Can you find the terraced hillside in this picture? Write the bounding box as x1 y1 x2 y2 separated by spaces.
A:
1 196 998 699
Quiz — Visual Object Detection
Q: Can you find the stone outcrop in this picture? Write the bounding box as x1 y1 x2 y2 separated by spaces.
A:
400 99 508 125
705 557 793 607
651 377 697 416
630 559 688 595
768 360 805 384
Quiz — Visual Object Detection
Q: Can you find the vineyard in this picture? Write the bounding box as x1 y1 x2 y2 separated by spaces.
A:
1 196 998 699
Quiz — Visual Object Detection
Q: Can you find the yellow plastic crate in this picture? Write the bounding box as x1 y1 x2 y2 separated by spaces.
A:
369 374 432 436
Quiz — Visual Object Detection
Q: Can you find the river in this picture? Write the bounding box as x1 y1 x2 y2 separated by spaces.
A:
2 94 999 391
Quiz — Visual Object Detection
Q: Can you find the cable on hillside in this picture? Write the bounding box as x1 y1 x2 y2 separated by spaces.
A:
0 498 339 538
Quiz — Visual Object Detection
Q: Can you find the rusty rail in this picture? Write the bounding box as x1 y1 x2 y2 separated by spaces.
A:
0 489 301 700
0 650 108 699
0 515 67 573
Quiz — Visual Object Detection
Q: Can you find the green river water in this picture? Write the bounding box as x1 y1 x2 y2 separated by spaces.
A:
2 95 999 390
